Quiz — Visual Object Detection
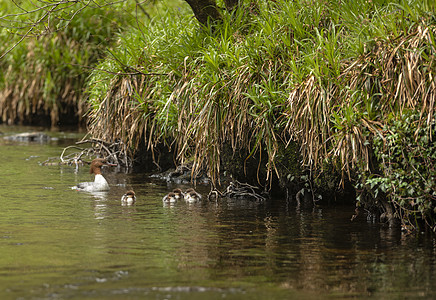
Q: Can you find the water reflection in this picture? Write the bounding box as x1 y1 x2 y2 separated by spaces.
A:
151 198 436 298
90 191 109 220
1 127 435 299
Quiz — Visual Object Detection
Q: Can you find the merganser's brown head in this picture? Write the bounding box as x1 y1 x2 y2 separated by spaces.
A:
89 158 116 175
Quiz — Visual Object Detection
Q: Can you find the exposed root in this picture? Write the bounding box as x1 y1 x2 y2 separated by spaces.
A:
41 138 132 168
208 180 267 202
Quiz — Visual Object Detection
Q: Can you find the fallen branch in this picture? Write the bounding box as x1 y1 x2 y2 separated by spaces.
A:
42 138 133 168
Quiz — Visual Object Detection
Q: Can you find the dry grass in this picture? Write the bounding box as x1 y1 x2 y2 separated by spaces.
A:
0 39 85 125
86 0 436 192
283 21 436 180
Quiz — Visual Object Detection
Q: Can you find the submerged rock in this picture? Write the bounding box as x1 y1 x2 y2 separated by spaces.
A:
3 132 56 142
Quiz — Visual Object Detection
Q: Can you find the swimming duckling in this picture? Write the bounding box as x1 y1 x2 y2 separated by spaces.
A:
121 190 136 206
162 192 177 204
184 188 202 203
172 188 185 201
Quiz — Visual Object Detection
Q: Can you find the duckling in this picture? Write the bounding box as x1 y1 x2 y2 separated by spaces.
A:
162 192 177 204
184 188 202 203
121 190 136 206
172 188 185 201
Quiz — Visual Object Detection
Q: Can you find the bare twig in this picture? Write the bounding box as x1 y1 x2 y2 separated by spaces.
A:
43 138 133 168
209 180 267 201
0 0 92 59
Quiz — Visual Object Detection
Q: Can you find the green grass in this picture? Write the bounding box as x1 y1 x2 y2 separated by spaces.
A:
3 0 435 231
0 1 140 125
86 0 436 231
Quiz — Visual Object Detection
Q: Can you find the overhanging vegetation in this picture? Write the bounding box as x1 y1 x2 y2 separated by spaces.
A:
86 0 435 232
1 0 435 232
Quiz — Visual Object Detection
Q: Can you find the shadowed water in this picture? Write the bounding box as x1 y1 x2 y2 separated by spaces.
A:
0 125 435 299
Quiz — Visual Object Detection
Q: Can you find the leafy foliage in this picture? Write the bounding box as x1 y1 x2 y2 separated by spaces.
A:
362 112 436 231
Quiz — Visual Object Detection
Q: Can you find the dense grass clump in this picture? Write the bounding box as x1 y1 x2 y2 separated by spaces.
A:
87 0 435 231
0 1 136 126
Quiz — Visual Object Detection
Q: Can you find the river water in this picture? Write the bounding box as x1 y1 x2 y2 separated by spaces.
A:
0 125 435 299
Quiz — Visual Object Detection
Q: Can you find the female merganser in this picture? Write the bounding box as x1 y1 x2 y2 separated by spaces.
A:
184 188 202 203
121 190 136 206
73 158 115 192
162 192 177 204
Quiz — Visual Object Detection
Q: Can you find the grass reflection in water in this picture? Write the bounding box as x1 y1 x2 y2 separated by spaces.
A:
0 128 435 299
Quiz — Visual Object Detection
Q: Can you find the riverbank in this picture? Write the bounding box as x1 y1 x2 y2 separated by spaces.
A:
1 0 435 233
85 1 436 232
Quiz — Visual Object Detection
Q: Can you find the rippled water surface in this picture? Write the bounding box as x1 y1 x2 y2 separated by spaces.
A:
0 125 435 299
